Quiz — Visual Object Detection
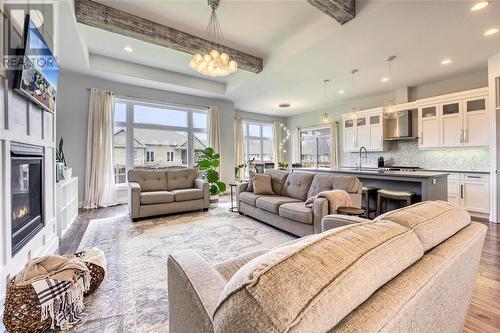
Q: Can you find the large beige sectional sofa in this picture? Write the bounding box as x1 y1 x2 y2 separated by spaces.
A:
237 170 362 236
167 201 486 333
128 168 209 220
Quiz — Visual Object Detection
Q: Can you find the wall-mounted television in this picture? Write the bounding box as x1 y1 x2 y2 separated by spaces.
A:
15 15 59 113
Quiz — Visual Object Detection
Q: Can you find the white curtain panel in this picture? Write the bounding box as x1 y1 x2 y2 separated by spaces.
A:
234 116 244 173
330 122 339 168
272 121 281 165
84 88 118 209
208 106 221 153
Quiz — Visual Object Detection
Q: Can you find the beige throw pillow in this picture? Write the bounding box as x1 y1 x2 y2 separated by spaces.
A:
253 174 275 195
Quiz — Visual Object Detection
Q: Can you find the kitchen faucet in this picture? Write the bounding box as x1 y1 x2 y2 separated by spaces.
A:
359 146 368 169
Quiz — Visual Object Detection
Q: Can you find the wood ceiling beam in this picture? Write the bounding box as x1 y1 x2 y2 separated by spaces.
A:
307 0 356 25
74 0 263 74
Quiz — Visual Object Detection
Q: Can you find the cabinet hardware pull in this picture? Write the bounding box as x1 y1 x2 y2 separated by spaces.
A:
466 175 481 179
465 129 468 143
459 129 463 143
420 131 423 144
460 184 464 199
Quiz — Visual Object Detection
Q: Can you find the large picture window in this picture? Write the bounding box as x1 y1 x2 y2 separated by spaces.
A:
243 122 274 163
300 127 330 168
113 99 208 185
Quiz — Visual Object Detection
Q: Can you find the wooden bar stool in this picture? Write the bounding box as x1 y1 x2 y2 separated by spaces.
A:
376 189 415 216
362 186 378 219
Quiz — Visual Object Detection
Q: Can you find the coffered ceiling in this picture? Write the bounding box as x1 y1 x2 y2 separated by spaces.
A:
59 0 500 116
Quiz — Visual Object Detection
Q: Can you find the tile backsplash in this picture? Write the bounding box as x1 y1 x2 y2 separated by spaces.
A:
342 140 490 172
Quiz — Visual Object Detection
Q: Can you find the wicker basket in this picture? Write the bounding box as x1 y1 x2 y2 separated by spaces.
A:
2 279 52 333
74 252 106 297
2 253 105 332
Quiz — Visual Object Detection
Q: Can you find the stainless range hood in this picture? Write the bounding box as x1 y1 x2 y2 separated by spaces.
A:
383 109 418 141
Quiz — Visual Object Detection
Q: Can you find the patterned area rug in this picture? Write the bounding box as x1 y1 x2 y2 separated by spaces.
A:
72 202 295 332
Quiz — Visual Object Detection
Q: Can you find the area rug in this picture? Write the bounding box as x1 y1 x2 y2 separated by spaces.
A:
72 202 296 332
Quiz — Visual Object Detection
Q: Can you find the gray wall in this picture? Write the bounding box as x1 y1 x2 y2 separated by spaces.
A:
286 70 489 169
56 71 235 199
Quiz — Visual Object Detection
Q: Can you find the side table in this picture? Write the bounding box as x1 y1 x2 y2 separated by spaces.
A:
229 183 238 212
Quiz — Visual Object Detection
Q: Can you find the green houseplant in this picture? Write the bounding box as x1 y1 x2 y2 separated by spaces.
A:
278 162 289 170
198 147 226 208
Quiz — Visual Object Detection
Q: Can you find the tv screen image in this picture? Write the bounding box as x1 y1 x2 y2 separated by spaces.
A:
16 16 59 113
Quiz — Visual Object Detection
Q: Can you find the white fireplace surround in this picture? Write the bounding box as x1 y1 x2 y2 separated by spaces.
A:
0 71 59 304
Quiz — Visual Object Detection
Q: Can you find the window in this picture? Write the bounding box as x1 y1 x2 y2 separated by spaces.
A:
243 122 274 163
146 149 155 163
166 151 174 162
112 99 208 185
300 127 330 168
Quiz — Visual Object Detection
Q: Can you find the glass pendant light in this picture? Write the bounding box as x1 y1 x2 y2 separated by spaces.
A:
320 79 331 124
382 56 403 120
348 69 359 121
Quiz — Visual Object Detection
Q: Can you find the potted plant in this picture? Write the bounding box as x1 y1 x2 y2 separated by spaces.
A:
198 147 226 208
278 162 289 170
56 138 69 181
234 157 256 181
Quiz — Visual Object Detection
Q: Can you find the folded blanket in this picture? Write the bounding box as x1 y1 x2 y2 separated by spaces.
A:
305 189 352 214
14 254 91 330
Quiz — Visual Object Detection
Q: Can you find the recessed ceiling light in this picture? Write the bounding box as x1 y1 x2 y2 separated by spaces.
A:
338 90 345 94
470 1 490 11
484 28 499 36
278 103 291 108
441 58 453 65
381 77 389 82
124 46 133 52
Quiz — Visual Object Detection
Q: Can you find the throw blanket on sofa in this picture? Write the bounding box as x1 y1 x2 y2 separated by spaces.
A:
13 248 106 330
305 189 352 214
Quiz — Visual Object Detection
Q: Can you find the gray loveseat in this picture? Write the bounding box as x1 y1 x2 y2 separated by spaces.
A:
237 170 362 236
128 168 209 220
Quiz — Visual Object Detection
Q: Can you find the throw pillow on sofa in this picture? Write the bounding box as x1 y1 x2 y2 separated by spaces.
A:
246 170 257 192
253 174 275 195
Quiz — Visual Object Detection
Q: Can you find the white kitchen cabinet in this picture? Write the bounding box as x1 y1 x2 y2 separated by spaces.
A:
368 114 383 151
342 109 383 152
462 97 489 146
440 101 463 147
418 90 489 149
418 105 440 148
447 172 490 217
343 118 355 151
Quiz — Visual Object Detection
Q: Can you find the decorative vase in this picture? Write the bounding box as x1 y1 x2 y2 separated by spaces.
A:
63 167 72 179
209 194 219 208
56 162 65 182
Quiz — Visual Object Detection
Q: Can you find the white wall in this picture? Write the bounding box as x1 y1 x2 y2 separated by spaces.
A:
56 71 235 199
488 53 500 223
286 70 489 167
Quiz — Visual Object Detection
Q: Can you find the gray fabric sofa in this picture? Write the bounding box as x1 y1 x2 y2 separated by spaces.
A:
128 168 209 220
167 201 486 333
236 170 362 236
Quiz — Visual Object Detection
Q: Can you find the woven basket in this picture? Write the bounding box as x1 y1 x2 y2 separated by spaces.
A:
74 252 106 297
2 253 105 332
2 278 52 333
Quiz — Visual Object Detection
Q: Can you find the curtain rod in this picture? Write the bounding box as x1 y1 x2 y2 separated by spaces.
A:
86 88 210 111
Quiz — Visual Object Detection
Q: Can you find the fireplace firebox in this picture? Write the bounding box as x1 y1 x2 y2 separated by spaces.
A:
11 143 44 255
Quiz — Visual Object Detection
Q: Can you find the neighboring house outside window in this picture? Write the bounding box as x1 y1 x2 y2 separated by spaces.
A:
243 122 274 164
146 149 155 163
300 127 330 168
166 151 174 162
133 149 139 161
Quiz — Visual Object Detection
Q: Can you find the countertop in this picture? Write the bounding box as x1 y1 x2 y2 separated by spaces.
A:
296 167 450 179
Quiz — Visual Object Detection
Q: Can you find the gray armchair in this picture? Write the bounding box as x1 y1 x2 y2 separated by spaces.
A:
128 168 209 220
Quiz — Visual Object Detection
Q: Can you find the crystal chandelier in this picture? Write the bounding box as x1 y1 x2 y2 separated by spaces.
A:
348 69 359 121
382 56 403 120
278 122 291 154
320 79 331 124
189 0 238 77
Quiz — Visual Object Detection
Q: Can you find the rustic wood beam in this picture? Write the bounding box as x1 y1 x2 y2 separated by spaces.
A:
74 0 263 73
307 0 355 25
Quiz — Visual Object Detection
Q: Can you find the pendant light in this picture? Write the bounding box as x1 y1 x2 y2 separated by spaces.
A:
382 55 403 120
348 69 359 121
189 0 238 77
320 79 331 124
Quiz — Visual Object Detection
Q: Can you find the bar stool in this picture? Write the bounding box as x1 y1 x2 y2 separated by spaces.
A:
362 186 378 219
376 189 415 216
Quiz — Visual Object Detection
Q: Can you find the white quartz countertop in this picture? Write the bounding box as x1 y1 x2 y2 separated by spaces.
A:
296 167 450 179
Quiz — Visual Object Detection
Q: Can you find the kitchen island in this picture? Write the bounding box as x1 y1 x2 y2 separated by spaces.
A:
296 167 449 202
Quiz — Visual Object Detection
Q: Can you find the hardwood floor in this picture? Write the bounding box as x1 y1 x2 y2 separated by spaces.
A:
59 205 500 332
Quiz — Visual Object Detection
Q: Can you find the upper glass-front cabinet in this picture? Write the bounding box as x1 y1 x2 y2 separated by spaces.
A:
466 99 486 112
421 106 436 118
442 102 460 115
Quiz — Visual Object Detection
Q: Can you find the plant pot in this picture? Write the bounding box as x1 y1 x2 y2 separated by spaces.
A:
56 162 65 182
209 194 219 208
63 167 72 179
